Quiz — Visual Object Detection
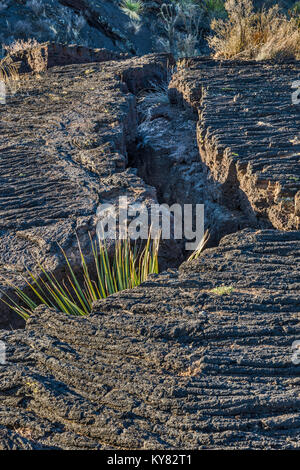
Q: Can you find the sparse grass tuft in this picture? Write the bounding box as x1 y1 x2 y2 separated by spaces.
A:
121 0 144 21
1 234 160 320
210 285 234 295
208 0 300 61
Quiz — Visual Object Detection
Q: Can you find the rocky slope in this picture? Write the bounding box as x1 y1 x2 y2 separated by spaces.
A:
0 0 161 55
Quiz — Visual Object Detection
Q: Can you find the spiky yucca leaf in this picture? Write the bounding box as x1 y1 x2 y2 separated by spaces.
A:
187 229 210 261
1 234 160 319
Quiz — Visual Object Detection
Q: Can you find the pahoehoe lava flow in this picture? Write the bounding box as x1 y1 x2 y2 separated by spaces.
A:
0 40 299 451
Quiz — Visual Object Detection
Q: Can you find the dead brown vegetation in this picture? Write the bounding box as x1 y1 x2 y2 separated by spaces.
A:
208 0 300 61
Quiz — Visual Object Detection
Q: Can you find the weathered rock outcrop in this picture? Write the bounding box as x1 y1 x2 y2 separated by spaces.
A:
0 230 299 449
0 51 180 329
169 58 300 231
1 42 128 74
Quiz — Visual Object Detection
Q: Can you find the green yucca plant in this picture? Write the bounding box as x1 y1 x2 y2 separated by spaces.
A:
1 234 160 320
120 0 143 20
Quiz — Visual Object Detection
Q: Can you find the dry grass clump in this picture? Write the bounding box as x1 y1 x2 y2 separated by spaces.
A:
0 62 19 83
0 62 21 101
3 38 40 55
208 0 300 61
0 60 21 98
0 39 39 89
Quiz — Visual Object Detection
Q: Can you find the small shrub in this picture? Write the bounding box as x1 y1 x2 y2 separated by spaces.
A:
159 1 204 57
210 285 234 295
159 3 179 55
1 234 160 319
208 0 300 61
